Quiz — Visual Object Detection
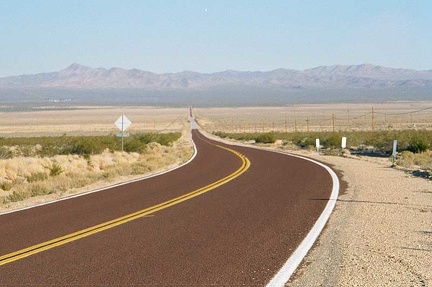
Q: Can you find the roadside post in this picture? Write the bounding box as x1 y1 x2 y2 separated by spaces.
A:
115 114 132 151
341 137 347 149
391 140 398 167
316 138 320 153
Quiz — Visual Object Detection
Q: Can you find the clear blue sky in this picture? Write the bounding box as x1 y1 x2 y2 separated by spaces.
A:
1 0 431 77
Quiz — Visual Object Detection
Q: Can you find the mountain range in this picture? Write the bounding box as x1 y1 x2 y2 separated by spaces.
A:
1 64 431 106
1 63 432 89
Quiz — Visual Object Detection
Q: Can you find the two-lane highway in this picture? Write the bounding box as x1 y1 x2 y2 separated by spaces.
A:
0 128 335 286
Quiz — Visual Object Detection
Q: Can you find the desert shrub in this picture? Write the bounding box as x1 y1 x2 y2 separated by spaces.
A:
156 133 181 146
0 132 182 157
213 131 229 138
131 162 148 174
30 184 51 197
136 132 181 146
123 139 146 153
4 190 29 203
397 150 432 169
322 134 341 148
0 181 13 191
0 148 13 159
238 133 260 141
214 129 432 153
412 152 432 170
26 172 48 183
61 138 106 156
255 133 276 144
396 151 415 167
295 137 315 148
19 145 38 157
407 138 430 153
100 170 115 180
49 163 63 176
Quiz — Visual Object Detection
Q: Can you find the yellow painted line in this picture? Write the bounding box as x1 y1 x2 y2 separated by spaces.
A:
0 144 250 266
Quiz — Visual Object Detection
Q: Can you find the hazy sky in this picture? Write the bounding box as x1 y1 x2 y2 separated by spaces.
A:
1 0 431 77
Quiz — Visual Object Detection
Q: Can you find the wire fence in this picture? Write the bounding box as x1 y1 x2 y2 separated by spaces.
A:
196 106 432 134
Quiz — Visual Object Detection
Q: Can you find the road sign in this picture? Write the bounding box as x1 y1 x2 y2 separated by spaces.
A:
117 132 130 137
115 115 132 151
115 115 131 132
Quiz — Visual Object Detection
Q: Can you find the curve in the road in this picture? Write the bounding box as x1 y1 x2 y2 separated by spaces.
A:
0 138 250 266
0 128 338 286
201 134 340 286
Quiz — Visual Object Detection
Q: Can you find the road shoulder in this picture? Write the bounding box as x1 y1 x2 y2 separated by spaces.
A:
286 151 431 286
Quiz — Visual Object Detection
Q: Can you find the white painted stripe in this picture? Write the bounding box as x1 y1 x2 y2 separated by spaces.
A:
0 136 198 216
266 152 340 286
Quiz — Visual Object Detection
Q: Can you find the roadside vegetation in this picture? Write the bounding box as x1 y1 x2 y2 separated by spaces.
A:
0 133 181 158
214 129 432 172
0 132 193 207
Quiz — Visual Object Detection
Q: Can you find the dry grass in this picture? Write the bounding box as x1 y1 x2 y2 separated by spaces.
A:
0 138 193 207
396 150 432 170
0 112 194 211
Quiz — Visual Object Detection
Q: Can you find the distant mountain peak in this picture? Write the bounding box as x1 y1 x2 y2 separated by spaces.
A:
64 63 92 72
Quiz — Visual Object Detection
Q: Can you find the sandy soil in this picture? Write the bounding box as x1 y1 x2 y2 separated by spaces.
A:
0 106 187 137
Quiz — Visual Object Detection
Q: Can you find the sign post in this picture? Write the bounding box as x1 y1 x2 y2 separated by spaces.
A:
115 115 132 151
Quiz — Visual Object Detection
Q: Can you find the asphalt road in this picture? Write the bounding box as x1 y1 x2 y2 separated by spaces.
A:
0 129 333 286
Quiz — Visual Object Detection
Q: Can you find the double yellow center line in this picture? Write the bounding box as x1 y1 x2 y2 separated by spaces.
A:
0 144 250 266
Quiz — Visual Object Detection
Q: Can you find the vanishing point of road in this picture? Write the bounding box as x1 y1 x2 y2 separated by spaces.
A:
0 128 335 286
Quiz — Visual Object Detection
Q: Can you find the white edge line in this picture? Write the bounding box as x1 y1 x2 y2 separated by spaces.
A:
0 134 198 216
265 152 339 287
199 131 339 287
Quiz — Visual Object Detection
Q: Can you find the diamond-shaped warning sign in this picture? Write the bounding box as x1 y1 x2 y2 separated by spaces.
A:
115 115 131 132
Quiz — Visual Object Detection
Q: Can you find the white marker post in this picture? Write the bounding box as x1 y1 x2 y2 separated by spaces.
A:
341 137 347 149
392 140 398 167
316 139 320 153
115 115 132 151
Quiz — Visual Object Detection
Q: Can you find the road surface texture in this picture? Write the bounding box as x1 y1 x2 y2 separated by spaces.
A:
0 129 333 286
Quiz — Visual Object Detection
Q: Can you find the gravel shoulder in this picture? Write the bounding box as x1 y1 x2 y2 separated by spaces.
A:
286 150 431 287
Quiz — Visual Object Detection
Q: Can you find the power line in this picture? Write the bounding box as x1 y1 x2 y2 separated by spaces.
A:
375 106 432 116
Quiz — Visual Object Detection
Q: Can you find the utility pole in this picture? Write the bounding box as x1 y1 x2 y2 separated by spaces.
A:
371 107 375 143
347 109 350 130
332 113 335 133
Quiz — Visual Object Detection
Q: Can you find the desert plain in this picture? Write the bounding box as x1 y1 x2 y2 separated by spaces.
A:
0 103 431 286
